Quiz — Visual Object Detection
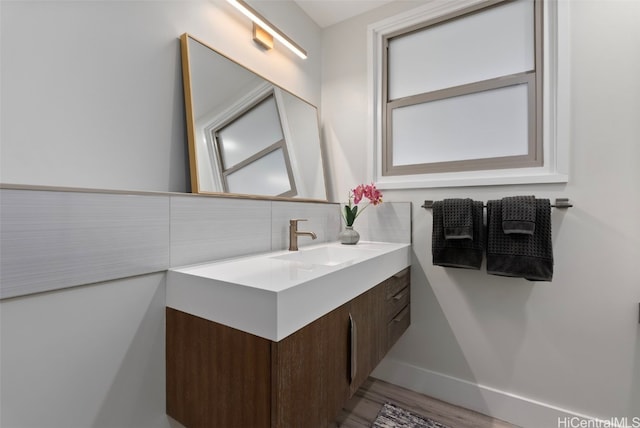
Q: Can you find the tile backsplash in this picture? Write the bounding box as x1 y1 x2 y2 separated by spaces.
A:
0 188 341 299
355 202 412 244
270 201 341 251
170 196 273 267
0 189 170 299
1 187 410 299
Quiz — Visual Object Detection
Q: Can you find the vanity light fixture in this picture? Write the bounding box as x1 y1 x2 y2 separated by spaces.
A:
227 0 308 59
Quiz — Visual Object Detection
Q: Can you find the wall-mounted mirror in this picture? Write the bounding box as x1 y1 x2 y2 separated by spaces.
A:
180 33 328 201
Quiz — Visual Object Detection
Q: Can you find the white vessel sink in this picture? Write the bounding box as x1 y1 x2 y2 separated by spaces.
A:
167 241 410 341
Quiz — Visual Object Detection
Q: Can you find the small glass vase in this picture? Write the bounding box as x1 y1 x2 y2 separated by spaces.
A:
339 226 360 245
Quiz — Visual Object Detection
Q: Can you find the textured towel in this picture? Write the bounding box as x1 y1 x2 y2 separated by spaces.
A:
432 200 484 270
502 196 536 235
487 199 553 281
443 198 473 240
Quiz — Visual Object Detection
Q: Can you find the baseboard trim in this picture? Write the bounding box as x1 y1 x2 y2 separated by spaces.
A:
371 358 601 428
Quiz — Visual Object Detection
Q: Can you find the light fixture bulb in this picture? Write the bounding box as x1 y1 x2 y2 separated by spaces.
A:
227 0 308 59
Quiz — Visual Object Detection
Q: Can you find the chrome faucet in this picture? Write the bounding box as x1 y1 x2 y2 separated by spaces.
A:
289 219 317 251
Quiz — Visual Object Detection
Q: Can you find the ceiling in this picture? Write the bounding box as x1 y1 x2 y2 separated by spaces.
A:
293 0 396 28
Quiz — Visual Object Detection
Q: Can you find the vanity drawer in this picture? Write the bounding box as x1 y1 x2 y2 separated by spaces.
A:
387 286 410 321
385 268 410 300
387 305 410 348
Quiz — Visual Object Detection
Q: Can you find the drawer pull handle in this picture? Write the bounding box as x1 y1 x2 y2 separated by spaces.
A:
393 269 409 279
393 290 408 301
393 308 409 322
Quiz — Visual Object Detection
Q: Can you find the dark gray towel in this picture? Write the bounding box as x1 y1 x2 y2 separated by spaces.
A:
502 195 536 235
443 198 473 240
487 199 553 281
432 200 484 270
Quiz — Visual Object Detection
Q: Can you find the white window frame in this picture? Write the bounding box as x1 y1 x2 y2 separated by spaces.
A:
201 83 302 197
367 0 570 189
212 91 297 197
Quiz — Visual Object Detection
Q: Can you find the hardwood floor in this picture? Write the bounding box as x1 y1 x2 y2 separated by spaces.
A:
333 377 519 428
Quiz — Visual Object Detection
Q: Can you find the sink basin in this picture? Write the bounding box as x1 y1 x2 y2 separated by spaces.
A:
271 246 377 266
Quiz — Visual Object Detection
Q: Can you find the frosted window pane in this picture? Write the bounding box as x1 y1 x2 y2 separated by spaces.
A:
218 97 283 168
388 0 534 99
392 84 529 166
226 149 291 196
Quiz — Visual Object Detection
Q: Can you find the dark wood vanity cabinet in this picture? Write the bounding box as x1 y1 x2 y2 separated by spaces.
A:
166 267 410 428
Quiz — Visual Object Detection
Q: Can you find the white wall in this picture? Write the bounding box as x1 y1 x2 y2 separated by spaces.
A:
322 0 640 426
1 1 324 427
0 0 321 192
1 274 171 428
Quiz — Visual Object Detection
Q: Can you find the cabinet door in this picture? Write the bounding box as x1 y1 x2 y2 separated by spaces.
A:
166 308 272 428
273 304 351 428
348 282 386 394
324 304 352 424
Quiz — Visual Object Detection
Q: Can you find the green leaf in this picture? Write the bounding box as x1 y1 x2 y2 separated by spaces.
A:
345 205 356 226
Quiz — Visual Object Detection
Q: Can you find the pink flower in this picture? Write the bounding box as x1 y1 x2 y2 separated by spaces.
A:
353 184 365 205
353 183 383 206
343 183 383 226
364 184 382 206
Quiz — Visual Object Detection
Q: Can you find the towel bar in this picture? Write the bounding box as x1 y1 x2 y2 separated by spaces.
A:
421 198 573 209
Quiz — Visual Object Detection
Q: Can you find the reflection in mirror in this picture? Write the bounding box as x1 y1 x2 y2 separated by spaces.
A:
180 33 328 200
215 92 296 196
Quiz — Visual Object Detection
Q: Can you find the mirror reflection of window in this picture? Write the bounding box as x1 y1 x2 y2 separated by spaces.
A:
226 148 293 195
213 93 297 197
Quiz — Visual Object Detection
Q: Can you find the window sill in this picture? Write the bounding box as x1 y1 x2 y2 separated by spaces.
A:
375 169 568 190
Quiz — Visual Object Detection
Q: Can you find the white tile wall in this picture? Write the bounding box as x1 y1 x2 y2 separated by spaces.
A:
0 189 170 299
270 201 341 250
349 202 412 244
1 189 410 299
169 195 273 267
